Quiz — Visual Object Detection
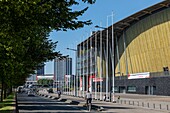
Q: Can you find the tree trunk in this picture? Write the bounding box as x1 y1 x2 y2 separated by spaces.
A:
1 79 4 102
9 86 12 94
4 84 7 99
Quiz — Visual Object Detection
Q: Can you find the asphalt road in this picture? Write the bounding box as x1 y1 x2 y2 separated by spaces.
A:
17 93 94 113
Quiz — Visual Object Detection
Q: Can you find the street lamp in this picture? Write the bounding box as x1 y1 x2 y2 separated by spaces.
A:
95 22 115 102
66 48 77 96
95 25 107 30
67 48 77 52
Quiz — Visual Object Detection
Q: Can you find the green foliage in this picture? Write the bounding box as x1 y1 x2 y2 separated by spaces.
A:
0 0 95 90
37 79 53 86
6 93 14 99
48 88 53 93
0 0 94 31
0 93 15 112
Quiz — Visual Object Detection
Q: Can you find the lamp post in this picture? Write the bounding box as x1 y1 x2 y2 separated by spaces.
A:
66 48 77 96
95 25 107 30
111 12 115 102
95 16 115 102
95 23 105 100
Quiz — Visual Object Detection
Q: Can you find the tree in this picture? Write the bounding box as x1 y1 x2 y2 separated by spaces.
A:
37 79 53 86
0 0 96 101
0 0 95 31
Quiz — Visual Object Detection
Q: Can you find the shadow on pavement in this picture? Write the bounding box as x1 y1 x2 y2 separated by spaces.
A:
103 106 134 110
70 101 80 105
0 110 14 113
18 104 87 111
58 99 67 102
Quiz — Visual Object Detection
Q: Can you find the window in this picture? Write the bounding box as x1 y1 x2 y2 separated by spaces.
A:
114 86 118 92
127 86 136 92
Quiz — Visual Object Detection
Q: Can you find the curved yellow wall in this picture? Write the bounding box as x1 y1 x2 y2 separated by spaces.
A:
115 8 170 76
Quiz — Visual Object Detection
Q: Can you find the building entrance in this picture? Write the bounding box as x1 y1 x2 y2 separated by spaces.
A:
119 86 126 93
145 86 156 95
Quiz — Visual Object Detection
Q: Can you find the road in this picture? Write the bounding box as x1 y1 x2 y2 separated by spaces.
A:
17 93 94 113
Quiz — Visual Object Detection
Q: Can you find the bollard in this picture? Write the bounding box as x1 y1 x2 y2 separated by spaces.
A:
147 103 149 108
153 103 155 109
167 105 169 110
133 101 134 106
129 101 130 105
137 101 139 106
142 102 144 107
160 104 161 109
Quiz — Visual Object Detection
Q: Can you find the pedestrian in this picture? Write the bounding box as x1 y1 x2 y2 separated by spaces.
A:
117 96 120 102
103 94 106 101
57 90 61 98
85 90 92 106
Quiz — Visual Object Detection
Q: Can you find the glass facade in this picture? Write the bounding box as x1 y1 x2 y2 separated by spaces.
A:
37 66 44 76
54 57 72 89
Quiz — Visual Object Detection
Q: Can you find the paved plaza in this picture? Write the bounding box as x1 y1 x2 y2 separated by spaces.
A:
39 91 170 113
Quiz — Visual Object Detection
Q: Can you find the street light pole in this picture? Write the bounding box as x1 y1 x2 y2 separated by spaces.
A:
95 12 115 102
66 48 77 96
111 11 115 102
95 24 106 101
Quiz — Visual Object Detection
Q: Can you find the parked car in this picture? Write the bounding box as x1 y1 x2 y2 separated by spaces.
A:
17 86 23 93
48 88 53 93
28 91 35 96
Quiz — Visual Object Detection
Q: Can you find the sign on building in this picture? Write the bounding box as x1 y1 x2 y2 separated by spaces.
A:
128 72 150 79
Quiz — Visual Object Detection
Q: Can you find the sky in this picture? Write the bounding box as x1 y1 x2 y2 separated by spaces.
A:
45 0 163 74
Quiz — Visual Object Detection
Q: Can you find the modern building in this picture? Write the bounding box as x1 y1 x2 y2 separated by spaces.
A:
25 74 54 87
54 57 72 90
36 74 54 80
25 66 44 87
25 74 37 87
77 0 170 96
37 66 45 76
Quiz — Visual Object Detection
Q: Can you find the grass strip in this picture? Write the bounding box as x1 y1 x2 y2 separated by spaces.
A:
0 93 15 113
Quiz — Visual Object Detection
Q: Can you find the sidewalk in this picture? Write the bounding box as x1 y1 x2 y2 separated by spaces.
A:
39 92 170 113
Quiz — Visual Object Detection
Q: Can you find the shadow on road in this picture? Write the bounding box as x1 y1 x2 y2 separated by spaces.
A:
18 103 88 112
103 106 134 109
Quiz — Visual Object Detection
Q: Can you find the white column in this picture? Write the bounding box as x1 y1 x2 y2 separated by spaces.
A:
66 58 69 95
106 16 109 100
100 22 103 100
75 46 78 96
68 47 72 95
89 29 93 93
79 40 81 97
111 12 115 102
65 59 67 94
86 35 89 93
94 29 98 99
54 58 56 91
82 39 85 97
63 59 65 94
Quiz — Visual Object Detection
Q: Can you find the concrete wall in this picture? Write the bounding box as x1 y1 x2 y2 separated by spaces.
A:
115 76 170 96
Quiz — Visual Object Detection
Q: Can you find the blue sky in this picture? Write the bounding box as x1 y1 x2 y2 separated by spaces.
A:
45 0 163 74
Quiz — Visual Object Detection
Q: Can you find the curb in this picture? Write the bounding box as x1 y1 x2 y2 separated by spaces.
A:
39 93 105 111
15 93 19 113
